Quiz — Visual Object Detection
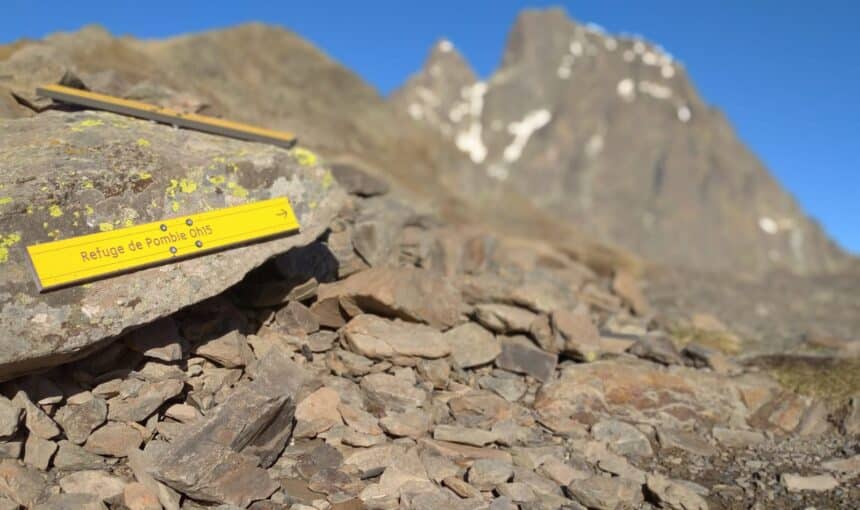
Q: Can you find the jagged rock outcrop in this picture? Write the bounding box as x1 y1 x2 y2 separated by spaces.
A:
392 8 847 275
0 110 345 380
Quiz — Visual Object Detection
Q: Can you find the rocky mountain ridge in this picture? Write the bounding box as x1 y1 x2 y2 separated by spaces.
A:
392 8 848 275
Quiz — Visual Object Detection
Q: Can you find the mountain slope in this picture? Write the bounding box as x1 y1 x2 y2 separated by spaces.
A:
392 8 847 275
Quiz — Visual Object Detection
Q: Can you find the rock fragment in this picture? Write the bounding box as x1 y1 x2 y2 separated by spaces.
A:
122 482 163 510
467 459 513 490
821 455 860 477
474 304 537 334
566 475 643 510
538 457 590 486
592 420 653 457
59 469 127 501
551 307 601 360
35 493 107 510
53 441 107 471
446 323 501 368
342 315 450 359
84 421 143 457
496 336 557 382
12 392 61 439
0 399 20 439
780 473 839 492
23 435 57 471
151 440 278 507
682 343 735 374
478 373 527 402
379 411 431 438
645 473 709 510
711 427 765 448
107 379 184 423
315 267 465 329
361 373 426 409
612 271 650 316
123 318 187 362
433 424 498 446
627 334 683 365
0 460 46 507
656 428 717 457
295 387 343 438
442 476 482 499
54 397 108 444
192 330 255 368
416 359 451 389
275 301 320 336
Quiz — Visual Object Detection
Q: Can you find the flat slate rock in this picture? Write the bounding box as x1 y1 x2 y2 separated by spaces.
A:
495 336 557 382
314 267 466 329
0 110 345 381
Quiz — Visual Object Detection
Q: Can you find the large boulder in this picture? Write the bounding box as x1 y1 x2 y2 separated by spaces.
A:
0 110 345 380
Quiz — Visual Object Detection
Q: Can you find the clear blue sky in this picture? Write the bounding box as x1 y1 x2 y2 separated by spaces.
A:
3 1 858 254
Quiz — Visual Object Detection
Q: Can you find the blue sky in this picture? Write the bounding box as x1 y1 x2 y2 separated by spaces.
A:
2 1 858 253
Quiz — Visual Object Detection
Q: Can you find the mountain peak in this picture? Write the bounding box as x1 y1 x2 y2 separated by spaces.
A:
392 8 847 275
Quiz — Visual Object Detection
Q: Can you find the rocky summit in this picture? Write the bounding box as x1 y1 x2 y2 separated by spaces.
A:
392 8 849 276
0 6 858 510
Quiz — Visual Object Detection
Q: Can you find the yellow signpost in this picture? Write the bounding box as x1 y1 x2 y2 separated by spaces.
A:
26 197 300 292
36 84 297 148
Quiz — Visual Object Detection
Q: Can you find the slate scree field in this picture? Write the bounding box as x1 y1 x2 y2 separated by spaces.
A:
0 8 858 510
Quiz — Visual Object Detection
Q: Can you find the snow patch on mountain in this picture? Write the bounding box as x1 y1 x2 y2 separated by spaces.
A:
503 109 552 163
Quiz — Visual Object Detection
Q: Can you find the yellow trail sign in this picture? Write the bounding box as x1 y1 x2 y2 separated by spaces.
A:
26 197 300 292
36 84 297 148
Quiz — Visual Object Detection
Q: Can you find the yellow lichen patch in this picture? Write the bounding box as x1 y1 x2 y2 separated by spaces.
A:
26 205 33 215
0 197 11 206
207 175 226 185
46 229 60 239
71 118 104 132
82 180 94 189
0 232 22 264
171 201 181 212
226 182 248 198
178 178 198 193
84 205 94 216
212 156 227 164
123 218 135 228
137 138 151 147
48 205 63 217
309 201 318 209
166 179 180 198
98 222 114 232
137 171 153 180
321 170 335 190
292 147 319 167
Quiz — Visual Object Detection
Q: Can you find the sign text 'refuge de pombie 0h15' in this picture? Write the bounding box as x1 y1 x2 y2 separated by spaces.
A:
26 197 300 292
